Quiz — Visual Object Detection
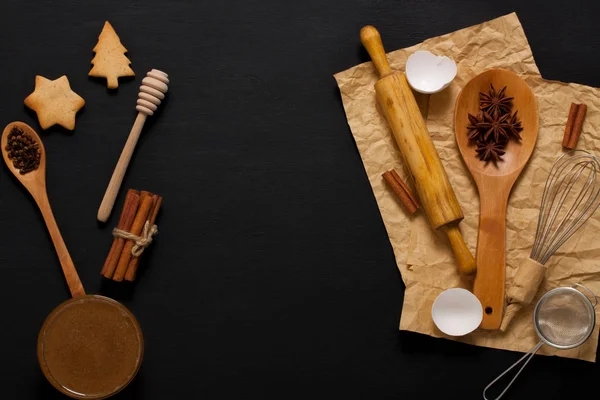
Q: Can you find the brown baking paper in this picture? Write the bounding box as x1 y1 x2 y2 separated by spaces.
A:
334 12 600 362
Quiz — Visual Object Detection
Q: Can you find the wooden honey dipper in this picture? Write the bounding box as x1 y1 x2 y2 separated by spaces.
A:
98 69 169 222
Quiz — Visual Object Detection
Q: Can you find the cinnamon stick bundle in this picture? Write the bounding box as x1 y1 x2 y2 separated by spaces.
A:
101 189 163 282
125 195 162 281
562 102 587 149
101 189 140 278
382 169 420 214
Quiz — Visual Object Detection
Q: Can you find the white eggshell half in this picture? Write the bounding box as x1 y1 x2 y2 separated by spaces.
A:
431 288 482 336
405 50 457 94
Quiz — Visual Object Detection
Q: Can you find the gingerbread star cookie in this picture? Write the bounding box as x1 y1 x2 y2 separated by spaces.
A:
24 75 85 131
89 21 135 89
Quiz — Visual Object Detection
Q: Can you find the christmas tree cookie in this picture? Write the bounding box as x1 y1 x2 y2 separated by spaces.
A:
89 21 135 89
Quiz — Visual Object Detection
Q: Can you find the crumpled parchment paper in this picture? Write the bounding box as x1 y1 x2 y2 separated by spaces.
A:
334 12 600 362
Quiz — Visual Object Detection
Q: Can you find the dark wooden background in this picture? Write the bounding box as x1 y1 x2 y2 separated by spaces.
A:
0 0 598 398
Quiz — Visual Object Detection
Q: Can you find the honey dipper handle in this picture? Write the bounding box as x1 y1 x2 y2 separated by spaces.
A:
443 224 477 276
360 25 392 78
35 192 86 297
97 113 147 222
98 69 169 222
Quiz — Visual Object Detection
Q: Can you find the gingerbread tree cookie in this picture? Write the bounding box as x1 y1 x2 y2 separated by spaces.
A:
24 75 85 131
89 21 135 89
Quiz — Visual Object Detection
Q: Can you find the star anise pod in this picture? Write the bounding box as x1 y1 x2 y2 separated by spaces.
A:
476 140 506 163
466 112 483 141
476 111 511 142
479 84 513 116
504 111 523 140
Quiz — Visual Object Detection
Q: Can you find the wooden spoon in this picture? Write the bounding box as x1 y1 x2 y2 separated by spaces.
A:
454 70 538 329
2 122 144 398
1 121 85 297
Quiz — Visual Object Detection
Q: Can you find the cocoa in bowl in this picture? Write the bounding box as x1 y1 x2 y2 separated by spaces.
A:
37 295 143 399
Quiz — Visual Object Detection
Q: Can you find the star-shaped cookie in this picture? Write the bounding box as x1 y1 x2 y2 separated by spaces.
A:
24 75 85 130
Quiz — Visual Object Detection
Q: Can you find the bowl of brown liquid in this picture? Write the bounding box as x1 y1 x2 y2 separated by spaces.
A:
38 295 143 399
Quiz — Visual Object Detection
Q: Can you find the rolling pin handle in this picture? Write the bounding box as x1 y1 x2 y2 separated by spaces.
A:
443 224 477 276
360 25 393 78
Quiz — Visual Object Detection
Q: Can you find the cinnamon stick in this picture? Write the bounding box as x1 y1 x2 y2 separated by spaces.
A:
390 170 419 207
112 194 154 281
101 189 140 279
567 103 587 149
563 103 587 149
124 194 162 281
382 169 420 214
562 103 579 148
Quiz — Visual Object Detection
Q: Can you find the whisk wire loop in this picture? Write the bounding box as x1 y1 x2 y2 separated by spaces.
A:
530 151 600 264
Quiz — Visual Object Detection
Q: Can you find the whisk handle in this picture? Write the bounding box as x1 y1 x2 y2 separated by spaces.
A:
483 341 543 400
502 258 547 331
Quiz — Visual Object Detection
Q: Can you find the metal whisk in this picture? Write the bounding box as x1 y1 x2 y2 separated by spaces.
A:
501 150 600 331
531 150 600 264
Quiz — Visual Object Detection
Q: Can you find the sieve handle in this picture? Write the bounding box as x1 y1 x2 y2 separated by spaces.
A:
483 341 543 400
573 283 598 307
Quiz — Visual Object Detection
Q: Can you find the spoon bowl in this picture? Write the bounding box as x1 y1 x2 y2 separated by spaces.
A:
455 70 538 178
454 69 538 329
1 121 47 189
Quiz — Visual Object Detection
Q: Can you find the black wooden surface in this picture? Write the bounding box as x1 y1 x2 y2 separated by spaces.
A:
0 0 598 399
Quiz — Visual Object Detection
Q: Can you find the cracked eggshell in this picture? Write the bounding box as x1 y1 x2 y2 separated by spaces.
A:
406 50 457 94
432 288 482 336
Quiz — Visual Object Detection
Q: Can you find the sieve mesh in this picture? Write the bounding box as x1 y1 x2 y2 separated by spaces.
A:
485 285 597 400
535 288 595 348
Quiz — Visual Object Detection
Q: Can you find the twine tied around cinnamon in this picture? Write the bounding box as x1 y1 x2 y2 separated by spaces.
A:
112 221 158 257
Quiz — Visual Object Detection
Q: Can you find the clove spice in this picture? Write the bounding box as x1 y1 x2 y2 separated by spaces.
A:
5 126 41 174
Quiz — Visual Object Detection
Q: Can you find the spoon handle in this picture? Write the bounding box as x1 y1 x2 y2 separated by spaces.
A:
97 113 147 222
35 192 85 298
473 189 509 330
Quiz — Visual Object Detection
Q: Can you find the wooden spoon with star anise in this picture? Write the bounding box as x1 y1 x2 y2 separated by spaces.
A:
454 69 538 330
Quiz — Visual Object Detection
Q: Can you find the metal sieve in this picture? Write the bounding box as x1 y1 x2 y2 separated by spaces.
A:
483 284 597 400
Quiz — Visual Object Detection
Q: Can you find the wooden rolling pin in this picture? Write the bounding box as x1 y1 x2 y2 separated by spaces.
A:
360 26 476 275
